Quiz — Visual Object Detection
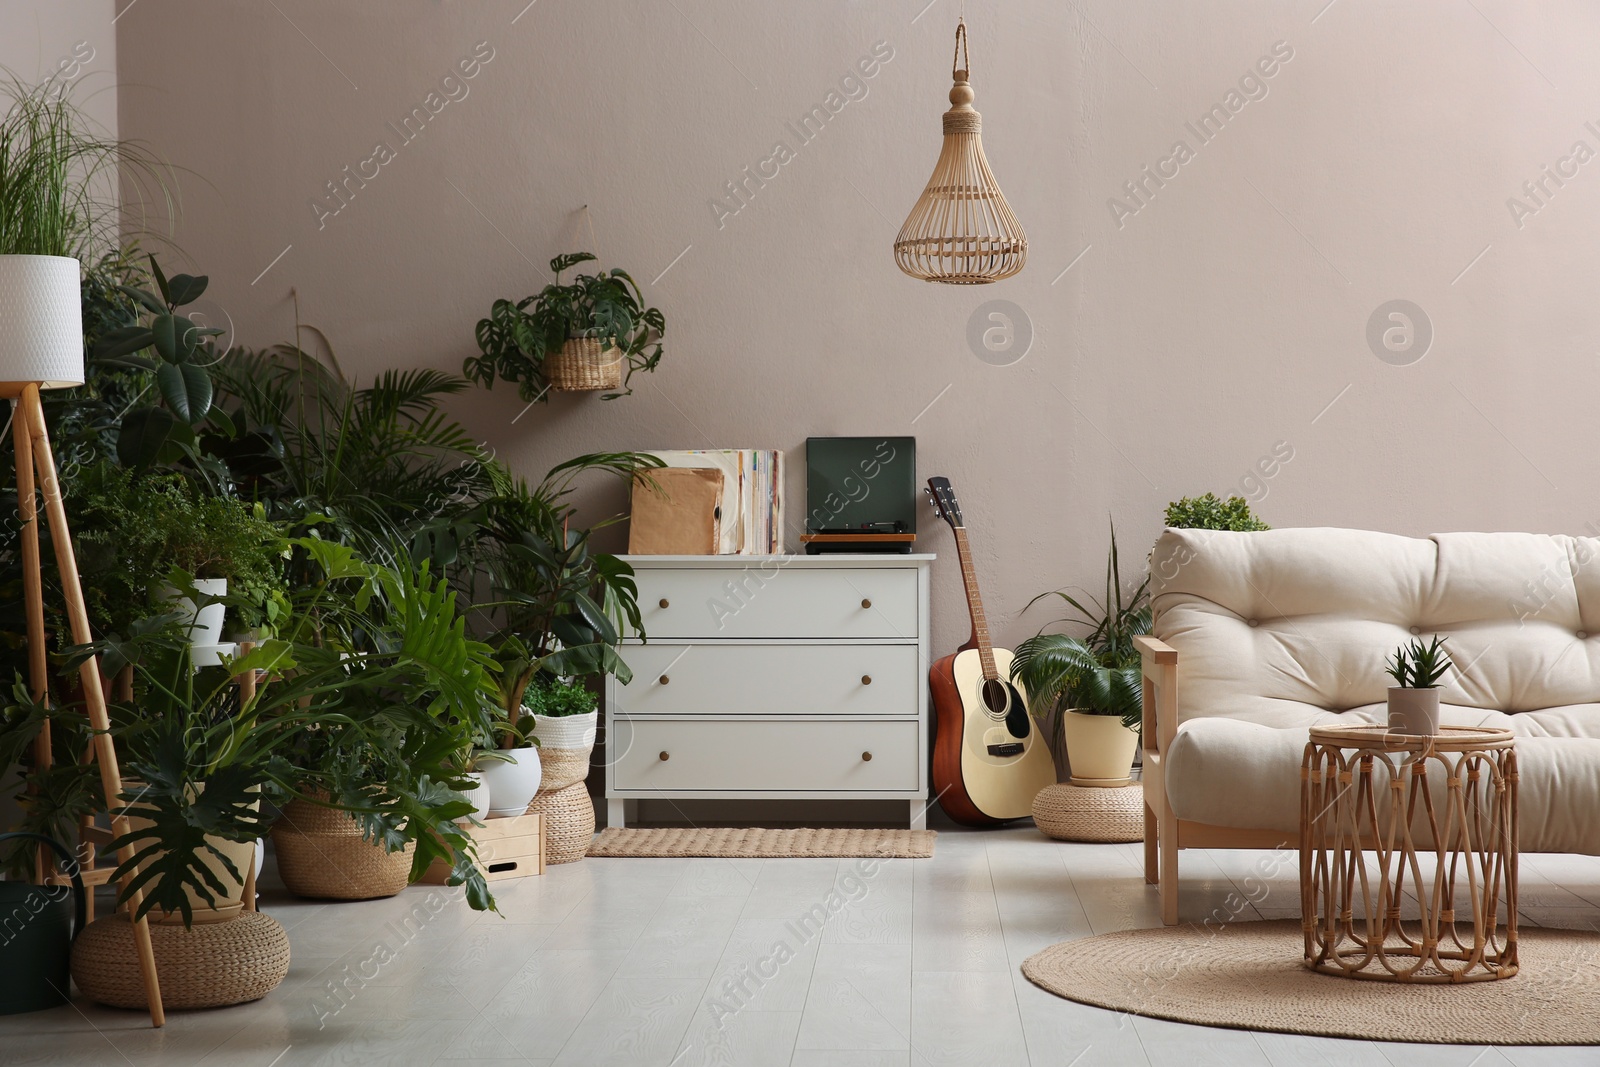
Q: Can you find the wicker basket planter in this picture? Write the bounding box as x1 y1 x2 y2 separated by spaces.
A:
270 798 413 901
545 337 622 392
530 711 597 793
1031 782 1143 843
524 781 594 864
71 911 290 1010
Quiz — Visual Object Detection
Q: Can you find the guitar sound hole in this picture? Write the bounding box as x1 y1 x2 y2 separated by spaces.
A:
981 679 1010 715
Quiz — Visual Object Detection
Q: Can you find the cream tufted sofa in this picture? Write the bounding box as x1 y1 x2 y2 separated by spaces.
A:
1137 526 1600 924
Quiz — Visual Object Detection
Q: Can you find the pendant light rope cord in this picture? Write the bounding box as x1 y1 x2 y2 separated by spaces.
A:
952 18 970 79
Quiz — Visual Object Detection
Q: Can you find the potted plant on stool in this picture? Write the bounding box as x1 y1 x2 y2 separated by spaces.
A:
524 676 598 793
1012 524 1149 786
1386 636 1452 736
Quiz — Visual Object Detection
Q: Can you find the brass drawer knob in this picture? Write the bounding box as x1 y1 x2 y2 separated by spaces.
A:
659 675 670 685
659 751 670 761
658 598 670 609
861 751 873 762
861 598 872 609
861 675 872 685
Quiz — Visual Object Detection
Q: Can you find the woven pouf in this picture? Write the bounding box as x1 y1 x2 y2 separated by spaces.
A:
271 799 414 900
537 747 591 793
72 911 290 1010
1031 783 1143 843
524 782 594 864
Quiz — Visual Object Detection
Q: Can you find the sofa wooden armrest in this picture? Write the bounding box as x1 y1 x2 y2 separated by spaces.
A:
1135 633 1180 923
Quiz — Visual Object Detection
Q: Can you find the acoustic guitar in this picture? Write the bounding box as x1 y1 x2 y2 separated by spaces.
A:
925 477 1057 825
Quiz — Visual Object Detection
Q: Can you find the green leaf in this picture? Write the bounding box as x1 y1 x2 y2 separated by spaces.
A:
156 361 213 423
117 406 178 468
166 273 208 306
114 284 166 315
147 254 171 305
93 324 155 361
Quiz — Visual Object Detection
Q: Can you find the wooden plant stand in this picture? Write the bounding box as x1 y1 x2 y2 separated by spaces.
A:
1301 724 1518 983
421 813 545 884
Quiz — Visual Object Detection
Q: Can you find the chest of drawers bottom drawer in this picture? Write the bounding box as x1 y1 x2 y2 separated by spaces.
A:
610 718 919 793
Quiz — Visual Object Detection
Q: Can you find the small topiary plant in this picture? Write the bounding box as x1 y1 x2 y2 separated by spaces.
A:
522 676 599 718
1164 493 1269 531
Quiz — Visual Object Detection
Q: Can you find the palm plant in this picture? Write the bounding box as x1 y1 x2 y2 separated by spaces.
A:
1011 522 1151 736
208 339 499 563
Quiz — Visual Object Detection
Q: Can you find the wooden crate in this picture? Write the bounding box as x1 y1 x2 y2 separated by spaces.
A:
421 812 544 884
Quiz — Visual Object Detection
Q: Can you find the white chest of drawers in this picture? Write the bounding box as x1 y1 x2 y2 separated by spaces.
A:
604 554 933 829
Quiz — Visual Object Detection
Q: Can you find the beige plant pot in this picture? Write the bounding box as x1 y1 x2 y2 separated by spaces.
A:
1062 711 1139 787
1387 687 1441 736
124 783 259 925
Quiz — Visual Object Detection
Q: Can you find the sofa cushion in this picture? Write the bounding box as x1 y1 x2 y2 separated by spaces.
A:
1166 718 1600 854
1150 527 1600 726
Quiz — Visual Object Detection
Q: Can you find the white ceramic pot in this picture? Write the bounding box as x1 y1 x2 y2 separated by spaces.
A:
1387 687 1440 735
530 711 598 751
1062 711 1140 786
480 747 543 817
165 577 228 646
460 769 492 821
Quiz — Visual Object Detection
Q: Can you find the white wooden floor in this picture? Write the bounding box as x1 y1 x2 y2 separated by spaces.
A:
5 825 1600 1066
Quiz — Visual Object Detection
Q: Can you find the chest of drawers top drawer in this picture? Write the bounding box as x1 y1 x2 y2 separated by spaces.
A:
628 561 923 640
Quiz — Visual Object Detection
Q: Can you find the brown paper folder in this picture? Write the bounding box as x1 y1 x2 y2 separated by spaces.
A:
628 467 723 554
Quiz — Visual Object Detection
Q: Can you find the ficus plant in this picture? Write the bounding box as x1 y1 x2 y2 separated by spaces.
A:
465 251 665 402
92 254 226 470
1164 493 1270 532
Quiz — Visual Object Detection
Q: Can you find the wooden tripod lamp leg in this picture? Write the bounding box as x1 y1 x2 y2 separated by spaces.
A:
11 400 52 886
21 385 165 1027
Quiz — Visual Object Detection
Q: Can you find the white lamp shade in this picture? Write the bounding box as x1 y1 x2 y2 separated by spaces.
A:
0 255 84 389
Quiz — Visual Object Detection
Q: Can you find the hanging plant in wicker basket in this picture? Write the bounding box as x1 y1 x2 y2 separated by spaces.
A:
465 252 665 401
894 19 1027 284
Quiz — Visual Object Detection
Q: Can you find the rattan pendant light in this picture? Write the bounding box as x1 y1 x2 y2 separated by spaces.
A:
894 18 1027 284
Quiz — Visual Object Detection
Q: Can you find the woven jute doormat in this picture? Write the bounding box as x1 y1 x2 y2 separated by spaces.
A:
1021 919 1600 1045
588 826 936 859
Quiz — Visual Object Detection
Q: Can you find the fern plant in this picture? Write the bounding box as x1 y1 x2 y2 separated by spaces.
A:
1386 636 1452 689
1011 522 1151 735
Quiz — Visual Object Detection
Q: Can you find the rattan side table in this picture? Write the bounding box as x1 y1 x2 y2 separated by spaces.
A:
1300 724 1518 983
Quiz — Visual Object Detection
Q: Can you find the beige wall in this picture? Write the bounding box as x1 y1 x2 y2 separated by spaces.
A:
2 1 116 136
100 1 1600 656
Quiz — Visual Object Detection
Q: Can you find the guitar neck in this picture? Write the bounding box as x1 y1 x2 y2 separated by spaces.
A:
952 528 999 680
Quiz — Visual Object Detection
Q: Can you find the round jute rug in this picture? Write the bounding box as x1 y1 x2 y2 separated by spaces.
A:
1021 920 1600 1045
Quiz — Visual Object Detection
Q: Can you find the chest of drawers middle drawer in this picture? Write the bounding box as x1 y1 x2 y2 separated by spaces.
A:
611 642 920 717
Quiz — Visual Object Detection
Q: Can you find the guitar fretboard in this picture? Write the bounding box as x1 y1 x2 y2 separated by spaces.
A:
953 528 998 681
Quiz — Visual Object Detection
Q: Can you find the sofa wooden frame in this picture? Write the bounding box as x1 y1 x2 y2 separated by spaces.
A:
1136 634 1293 925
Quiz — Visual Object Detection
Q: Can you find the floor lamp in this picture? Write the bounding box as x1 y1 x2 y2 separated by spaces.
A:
1 254 165 1026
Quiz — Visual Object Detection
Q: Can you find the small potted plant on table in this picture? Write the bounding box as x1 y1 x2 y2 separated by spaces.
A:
1386 636 1451 735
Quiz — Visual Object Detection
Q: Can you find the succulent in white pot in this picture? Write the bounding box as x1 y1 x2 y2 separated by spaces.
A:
1385 636 1451 736
524 677 599 793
